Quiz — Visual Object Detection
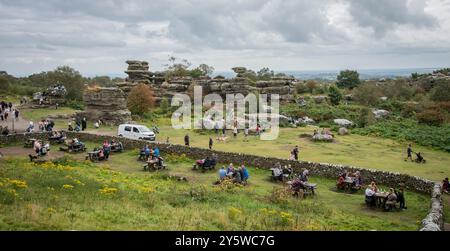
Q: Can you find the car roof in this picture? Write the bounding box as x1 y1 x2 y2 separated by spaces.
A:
120 124 147 127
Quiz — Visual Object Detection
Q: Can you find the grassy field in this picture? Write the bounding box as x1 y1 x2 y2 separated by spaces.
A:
19 108 450 181
0 145 429 230
81 117 450 182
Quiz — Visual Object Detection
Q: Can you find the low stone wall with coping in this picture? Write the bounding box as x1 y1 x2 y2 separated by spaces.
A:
0 132 444 231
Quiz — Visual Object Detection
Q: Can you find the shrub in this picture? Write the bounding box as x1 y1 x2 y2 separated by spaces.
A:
353 82 383 106
416 109 445 126
127 84 155 116
328 85 342 106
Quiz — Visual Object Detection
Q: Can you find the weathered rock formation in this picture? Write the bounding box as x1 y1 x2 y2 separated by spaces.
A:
79 87 132 125
117 60 298 104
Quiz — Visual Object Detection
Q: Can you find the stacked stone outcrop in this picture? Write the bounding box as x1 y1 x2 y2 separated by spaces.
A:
79 87 132 125
118 60 298 103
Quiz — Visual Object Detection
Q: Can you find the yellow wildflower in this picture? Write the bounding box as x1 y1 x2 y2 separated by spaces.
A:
62 184 74 189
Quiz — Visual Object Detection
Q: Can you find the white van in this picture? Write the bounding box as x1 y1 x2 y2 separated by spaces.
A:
118 124 156 141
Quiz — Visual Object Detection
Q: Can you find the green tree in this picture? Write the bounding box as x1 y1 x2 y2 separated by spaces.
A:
328 85 342 106
337 70 361 89
47 66 85 100
356 107 375 128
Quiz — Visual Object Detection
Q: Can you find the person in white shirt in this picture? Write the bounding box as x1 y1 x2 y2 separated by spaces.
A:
365 185 376 206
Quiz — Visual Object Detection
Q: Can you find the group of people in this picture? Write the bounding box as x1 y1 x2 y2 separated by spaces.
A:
271 162 294 181
140 144 164 170
68 117 87 132
365 181 407 211
336 170 363 191
33 139 50 157
0 125 10 135
38 119 55 132
194 154 218 170
49 131 67 143
218 163 249 184
0 101 18 122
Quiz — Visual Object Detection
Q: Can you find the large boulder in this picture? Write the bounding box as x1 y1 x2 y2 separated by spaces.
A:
313 96 328 104
373 109 390 119
338 127 349 135
334 119 354 127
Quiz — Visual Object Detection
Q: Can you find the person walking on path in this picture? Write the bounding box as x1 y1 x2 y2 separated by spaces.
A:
405 144 413 162
81 117 87 131
209 137 213 150
184 134 190 147
293 145 299 161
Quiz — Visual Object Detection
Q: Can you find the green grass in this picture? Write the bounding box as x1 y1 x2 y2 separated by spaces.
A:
20 107 80 122
20 108 450 182
0 147 429 230
114 117 450 182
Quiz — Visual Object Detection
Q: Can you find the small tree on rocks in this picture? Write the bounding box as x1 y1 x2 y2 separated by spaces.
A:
127 83 155 116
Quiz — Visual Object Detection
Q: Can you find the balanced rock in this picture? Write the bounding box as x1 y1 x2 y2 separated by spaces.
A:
80 87 132 125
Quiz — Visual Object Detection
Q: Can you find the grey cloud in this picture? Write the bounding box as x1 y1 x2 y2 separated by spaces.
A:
347 0 438 37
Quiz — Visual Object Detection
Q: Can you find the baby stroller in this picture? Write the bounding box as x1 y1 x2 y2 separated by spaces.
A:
415 152 426 164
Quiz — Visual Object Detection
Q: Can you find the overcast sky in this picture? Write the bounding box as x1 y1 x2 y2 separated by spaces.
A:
1 0 449 76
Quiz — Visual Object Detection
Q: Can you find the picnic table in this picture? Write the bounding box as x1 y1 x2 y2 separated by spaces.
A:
24 138 37 148
144 158 166 171
86 150 102 162
304 182 317 195
374 192 389 208
343 177 355 190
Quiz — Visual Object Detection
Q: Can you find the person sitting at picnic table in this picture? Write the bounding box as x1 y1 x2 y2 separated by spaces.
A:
34 140 42 155
290 177 308 196
385 188 398 211
353 171 363 190
219 166 227 180
240 164 249 183
396 188 407 210
299 169 309 182
283 165 293 178
371 181 379 193
336 175 345 190
365 185 376 207
153 147 160 158
234 168 242 183
442 177 450 194
271 164 283 181
102 140 111 160
144 145 151 158
226 163 235 177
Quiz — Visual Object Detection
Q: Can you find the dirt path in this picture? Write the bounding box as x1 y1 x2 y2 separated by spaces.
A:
0 104 30 133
